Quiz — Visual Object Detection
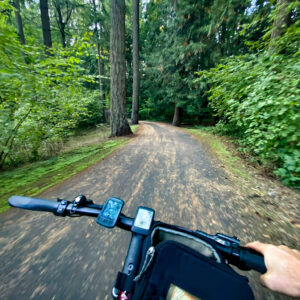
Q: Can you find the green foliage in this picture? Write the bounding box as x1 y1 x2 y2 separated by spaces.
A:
0 1 102 167
77 90 105 128
140 0 253 124
2 0 299 189
194 0 300 187
198 52 300 186
0 124 137 213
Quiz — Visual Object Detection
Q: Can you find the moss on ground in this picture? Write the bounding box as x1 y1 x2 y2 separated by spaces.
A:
186 128 252 182
0 125 139 213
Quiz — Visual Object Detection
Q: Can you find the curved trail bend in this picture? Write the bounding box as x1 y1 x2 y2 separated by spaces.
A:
0 122 288 299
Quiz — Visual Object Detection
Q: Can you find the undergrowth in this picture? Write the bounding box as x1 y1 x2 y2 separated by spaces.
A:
0 125 139 213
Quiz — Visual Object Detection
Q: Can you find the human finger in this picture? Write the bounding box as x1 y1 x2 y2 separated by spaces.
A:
245 241 269 255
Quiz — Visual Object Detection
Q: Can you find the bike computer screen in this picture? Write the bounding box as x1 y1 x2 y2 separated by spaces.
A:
132 207 155 235
96 197 124 228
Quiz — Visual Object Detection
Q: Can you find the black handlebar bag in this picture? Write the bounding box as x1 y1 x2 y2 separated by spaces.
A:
133 240 254 300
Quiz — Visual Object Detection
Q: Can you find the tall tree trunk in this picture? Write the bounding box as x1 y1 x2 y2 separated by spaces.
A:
60 22 66 48
99 46 106 122
220 22 226 56
40 0 52 52
110 0 132 136
56 2 67 49
92 0 104 107
269 0 291 52
172 106 183 127
53 0 73 48
99 46 104 100
13 0 26 45
131 0 139 124
96 46 103 100
97 45 105 121
13 0 27 63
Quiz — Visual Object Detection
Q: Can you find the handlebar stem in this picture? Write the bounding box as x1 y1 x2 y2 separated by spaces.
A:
122 234 144 277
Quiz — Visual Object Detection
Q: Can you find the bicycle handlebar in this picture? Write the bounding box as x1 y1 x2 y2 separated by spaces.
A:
239 247 266 274
9 196 59 212
8 195 267 274
8 196 134 231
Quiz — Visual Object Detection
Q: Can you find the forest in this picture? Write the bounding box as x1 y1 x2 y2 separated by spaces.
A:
0 0 299 187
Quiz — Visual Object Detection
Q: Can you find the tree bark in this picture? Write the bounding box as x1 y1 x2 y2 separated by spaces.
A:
13 0 27 63
99 46 104 100
40 0 52 51
110 0 132 136
172 106 183 127
131 0 139 124
98 46 105 122
53 0 73 48
92 0 104 106
55 1 66 48
269 0 291 52
13 0 26 46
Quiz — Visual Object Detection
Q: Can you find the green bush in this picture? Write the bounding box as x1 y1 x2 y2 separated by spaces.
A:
198 53 300 187
0 2 100 168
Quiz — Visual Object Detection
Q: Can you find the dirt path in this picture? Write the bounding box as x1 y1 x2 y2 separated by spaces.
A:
0 122 296 299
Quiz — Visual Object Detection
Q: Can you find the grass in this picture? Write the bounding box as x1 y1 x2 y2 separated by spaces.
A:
186 128 252 182
0 125 139 213
130 124 139 134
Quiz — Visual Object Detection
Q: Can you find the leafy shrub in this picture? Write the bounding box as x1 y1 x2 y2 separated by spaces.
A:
0 2 100 167
198 52 300 187
77 91 104 128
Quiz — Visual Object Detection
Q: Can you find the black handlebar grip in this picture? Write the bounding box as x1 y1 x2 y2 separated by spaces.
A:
8 196 59 213
239 247 267 274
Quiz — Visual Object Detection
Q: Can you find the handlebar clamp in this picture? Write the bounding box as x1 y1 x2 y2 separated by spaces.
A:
54 199 68 216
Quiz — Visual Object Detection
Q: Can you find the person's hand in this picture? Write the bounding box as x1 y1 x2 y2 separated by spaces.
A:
246 241 300 297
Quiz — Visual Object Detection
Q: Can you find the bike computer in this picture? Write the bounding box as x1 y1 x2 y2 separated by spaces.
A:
96 197 124 228
131 206 155 235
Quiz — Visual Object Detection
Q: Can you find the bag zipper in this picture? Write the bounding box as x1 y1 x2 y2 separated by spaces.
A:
133 246 155 282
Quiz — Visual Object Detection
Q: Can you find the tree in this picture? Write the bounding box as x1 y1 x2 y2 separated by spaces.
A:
269 0 291 52
40 0 52 50
140 0 254 126
172 106 183 126
13 0 25 46
141 0 217 126
197 0 300 186
91 0 104 101
53 0 74 48
109 0 132 136
131 0 139 124
0 0 103 168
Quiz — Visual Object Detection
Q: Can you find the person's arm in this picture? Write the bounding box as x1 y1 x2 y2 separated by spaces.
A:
246 241 300 297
